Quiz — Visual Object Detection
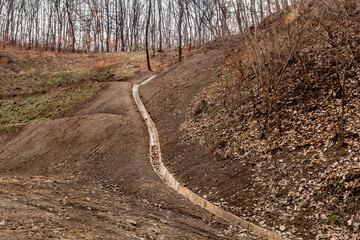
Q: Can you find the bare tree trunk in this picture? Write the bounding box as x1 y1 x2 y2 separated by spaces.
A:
65 0 76 52
234 0 243 32
336 56 346 148
54 0 62 52
282 0 289 10
105 1 111 52
145 0 152 71
151 0 156 56
45 9 52 51
267 0 272 14
275 0 281 11
185 0 192 52
157 0 163 52
119 0 126 52
178 0 184 62
259 0 264 22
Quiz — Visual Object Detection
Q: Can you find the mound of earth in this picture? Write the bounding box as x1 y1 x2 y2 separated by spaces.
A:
0 76 258 239
140 9 360 238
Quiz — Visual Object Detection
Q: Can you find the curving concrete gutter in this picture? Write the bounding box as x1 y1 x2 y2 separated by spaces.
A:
133 76 287 240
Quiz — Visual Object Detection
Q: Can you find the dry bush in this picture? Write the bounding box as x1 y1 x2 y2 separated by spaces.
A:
93 60 118 72
226 2 307 139
225 0 359 147
181 2 359 238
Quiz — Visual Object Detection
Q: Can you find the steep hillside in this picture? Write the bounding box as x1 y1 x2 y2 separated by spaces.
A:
1 46 258 239
142 2 359 239
0 76 248 240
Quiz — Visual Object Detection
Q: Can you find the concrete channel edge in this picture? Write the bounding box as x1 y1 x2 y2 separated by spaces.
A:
133 76 288 240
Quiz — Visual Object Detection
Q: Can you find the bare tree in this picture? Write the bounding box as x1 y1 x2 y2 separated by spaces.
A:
178 0 184 62
145 0 152 71
65 0 76 52
0 0 297 53
157 0 163 52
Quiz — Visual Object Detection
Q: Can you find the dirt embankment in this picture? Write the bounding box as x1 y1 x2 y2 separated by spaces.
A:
0 74 255 239
139 47 228 186
135 48 242 235
140 20 359 239
140 40 252 232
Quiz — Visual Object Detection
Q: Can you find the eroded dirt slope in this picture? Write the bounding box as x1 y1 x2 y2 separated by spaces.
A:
140 49 226 184
140 10 360 240
0 75 255 239
140 41 253 234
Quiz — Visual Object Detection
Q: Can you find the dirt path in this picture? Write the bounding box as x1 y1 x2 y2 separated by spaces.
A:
0 77 255 239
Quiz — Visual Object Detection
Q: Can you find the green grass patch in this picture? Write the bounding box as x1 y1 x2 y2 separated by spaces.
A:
0 71 86 93
0 83 100 132
0 49 155 133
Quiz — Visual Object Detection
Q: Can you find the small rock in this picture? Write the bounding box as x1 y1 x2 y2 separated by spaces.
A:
148 226 161 234
0 220 5 226
223 228 232 235
160 219 167 224
31 226 39 232
127 219 137 226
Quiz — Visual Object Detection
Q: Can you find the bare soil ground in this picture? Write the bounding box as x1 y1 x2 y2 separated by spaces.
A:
140 7 360 240
0 47 164 133
140 41 256 236
0 74 257 239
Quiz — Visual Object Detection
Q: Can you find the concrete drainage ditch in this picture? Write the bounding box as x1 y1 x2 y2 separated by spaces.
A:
133 76 287 240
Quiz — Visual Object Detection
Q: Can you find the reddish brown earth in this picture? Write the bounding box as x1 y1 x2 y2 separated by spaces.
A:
0 74 259 239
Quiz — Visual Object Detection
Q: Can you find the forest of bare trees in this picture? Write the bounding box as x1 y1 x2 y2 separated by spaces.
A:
0 0 295 53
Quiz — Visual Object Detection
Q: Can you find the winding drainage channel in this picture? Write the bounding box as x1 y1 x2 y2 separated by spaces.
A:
133 76 287 240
